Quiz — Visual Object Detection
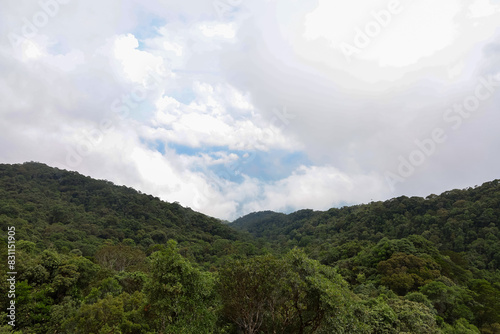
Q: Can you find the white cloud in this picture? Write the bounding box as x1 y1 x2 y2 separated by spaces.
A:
43 49 86 71
199 23 237 39
22 40 43 60
163 41 183 57
244 165 389 214
1 0 500 221
143 81 300 152
368 0 460 67
468 0 500 18
295 0 499 85
111 34 166 83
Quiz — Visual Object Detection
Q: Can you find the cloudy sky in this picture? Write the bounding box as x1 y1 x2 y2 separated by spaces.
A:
1 0 500 220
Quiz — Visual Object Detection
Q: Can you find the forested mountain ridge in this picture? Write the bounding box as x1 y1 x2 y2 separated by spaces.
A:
230 180 500 333
0 162 258 264
232 180 500 271
0 162 499 333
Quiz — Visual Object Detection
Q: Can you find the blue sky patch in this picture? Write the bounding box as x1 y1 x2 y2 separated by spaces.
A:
132 15 165 50
237 150 311 182
167 87 196 105
166 143 311 183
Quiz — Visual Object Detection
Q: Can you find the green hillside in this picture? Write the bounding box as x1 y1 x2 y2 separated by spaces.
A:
232 181 500 272
0 162 259 265
0 162 499 333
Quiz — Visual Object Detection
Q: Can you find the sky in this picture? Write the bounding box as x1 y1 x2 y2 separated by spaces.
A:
1 0 500 221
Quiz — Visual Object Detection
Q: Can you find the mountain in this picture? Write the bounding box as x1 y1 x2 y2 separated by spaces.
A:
0 162 257 265
232 180 500 271
1 162 499 333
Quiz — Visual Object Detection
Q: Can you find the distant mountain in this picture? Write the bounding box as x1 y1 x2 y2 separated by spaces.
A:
231 180 500 271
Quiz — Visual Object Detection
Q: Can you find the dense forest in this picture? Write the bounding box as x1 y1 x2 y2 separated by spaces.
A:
0 162 499 333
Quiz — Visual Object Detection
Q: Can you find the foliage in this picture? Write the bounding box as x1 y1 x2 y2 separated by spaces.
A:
144 240 217 334
0 162 499 332
218 248 362 334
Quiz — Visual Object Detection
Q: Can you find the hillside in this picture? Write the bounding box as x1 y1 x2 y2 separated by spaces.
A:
0 162 259 265
230 180 500 333
0 162 499 333
232 181 500 272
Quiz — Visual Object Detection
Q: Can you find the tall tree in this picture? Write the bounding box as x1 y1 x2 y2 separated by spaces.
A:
144 240 217 334
218 249 359 334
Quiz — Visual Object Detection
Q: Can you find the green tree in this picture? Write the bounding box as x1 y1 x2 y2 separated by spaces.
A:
442 318 480 334
469 279 500 328
218 249 359 334
378 252 441 295
144 240 217 333
420 281 474 324
94 243 146 272
218 254 287 334
63 292 148 334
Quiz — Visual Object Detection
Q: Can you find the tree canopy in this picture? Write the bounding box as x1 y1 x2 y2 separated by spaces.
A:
0 162 499 333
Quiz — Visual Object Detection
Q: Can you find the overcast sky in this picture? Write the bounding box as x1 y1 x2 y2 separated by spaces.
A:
1 0 500 220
